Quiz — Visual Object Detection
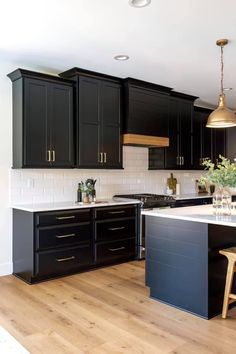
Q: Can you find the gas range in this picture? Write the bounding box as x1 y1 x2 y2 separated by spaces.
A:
113 193 176 209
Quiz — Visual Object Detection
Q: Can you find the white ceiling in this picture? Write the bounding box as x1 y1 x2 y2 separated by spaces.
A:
1 0 236 108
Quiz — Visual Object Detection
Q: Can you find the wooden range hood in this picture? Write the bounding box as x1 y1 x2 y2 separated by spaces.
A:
122 134 169 147
122 78 172 148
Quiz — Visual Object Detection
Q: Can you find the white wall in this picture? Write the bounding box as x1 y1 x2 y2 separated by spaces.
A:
0 62 203 276
0 62 15 275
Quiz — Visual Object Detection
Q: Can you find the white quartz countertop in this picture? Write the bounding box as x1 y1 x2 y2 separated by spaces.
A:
142 204 236 227
12 199 141 212
173 193 212 200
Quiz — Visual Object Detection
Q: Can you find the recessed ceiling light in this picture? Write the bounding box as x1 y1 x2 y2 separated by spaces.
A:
223 87 233 91
129 0 151 8
114 55 130 61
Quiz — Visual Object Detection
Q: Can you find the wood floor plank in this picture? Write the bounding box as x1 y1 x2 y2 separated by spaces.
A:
0 261 235 353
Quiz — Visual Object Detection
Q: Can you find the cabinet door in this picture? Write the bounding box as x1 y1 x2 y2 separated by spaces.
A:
213 128 226 163
24 78 49 167
179 100 193 169
192 110 202 169
227 126 236 161
164 98 180 169
101 81 122 168
78 76 101 168
49 83 74 167
202 112 213 162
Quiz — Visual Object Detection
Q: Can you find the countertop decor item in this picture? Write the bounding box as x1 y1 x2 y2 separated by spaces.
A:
167 173 177 194
201 155 236 215
206 39 236 128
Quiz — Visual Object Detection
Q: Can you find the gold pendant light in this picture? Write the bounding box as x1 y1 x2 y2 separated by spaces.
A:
206 39 236 128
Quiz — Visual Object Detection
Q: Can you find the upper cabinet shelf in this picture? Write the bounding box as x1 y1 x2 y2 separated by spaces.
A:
8 69 75 169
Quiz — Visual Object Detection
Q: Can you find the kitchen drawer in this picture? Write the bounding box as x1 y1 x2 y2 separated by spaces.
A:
95 205 136 220
35 245 92 277
35 223 91 250
95 219 135 242
35 209 91 227
95 238 135 264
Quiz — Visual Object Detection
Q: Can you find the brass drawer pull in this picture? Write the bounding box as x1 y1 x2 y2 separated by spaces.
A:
108 227 125 231
108 247 126 252
56 256 76 262
52 150 56 162
46 150 51 162
104 152 107 163
56 233 76 239
56 216 75 220
108 211 125 215
98 152 103 163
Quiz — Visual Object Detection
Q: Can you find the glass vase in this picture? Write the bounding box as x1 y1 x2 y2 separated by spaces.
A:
212 187 232 215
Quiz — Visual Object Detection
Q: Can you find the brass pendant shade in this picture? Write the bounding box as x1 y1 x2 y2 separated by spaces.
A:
206 94 236 128
206 39 236 128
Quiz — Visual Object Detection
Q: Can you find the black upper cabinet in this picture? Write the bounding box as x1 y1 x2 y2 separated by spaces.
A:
8 69 74 168
165 96 194 169
193 107 226 169
226 127 236 161
60 68 122 169
123 78 171 137
149 93 197 170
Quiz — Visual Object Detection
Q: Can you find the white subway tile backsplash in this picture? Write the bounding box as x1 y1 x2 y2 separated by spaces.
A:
10 146 204 204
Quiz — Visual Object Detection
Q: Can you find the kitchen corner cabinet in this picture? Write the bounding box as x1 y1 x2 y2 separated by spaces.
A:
149 93 197 170
192 107 226 169
8 69 74 168
60 68 123 169
13 204 138 284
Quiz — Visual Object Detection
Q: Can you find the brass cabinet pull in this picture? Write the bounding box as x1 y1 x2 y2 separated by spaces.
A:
46 150 51 162
56 256 76 262
176 156 180 165
108 211 125 215
108 227 125 231
56 216 75 220
108 247 126 252
56 233 76 239
104 152 107 163
52 150 56 162
181 156 184 165
98 152 103 163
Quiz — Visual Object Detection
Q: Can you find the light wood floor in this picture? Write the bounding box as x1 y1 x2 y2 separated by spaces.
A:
0 261 236 354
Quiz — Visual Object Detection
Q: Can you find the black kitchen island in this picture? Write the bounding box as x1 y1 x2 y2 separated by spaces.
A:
143 205 236 319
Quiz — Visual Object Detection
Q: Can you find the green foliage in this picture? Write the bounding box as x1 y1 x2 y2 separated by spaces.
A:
79 178 97 196
201 156 236 187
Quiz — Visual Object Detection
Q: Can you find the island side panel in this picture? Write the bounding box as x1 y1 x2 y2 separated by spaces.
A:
13 209 35 283
145 216 209 318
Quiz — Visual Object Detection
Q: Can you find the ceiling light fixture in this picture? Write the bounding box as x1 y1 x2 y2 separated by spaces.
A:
128 0 151 8
206 39 236 128
114 55 130 61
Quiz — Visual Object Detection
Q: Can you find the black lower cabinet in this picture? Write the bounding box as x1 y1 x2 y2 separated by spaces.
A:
95 239 136 264
13 204 138 284
94 205 138 266
35 245 92 277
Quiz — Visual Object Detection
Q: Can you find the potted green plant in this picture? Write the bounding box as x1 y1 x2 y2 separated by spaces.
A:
201 156 236 215
201 155 236 189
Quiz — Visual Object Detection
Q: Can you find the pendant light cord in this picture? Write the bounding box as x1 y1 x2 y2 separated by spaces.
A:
221 45 224 95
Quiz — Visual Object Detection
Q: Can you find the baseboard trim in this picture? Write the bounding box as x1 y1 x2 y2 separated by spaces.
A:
0 262 13 276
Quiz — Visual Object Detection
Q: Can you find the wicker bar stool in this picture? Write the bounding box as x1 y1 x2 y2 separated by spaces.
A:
219 247 236 319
